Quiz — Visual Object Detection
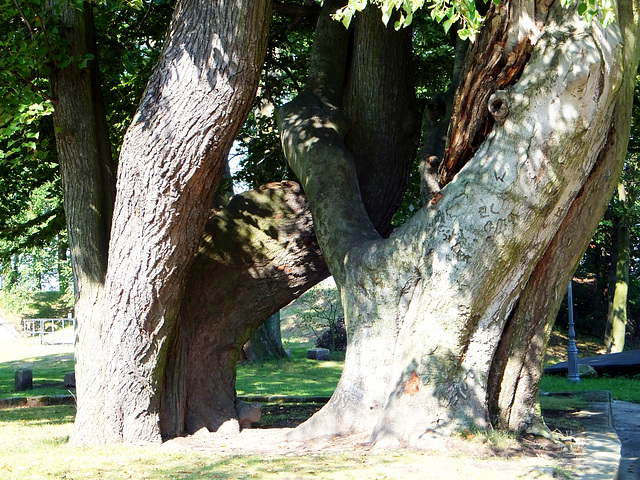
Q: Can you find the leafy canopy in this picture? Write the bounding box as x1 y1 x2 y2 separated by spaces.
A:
334 0 615 42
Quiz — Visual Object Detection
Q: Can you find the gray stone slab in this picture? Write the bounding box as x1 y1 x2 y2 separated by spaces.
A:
307 348 330 361
545 350 640 377
612 400 640 480
14 369 33 391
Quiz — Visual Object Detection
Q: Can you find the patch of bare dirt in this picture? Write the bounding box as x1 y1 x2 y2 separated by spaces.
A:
162 402 579 480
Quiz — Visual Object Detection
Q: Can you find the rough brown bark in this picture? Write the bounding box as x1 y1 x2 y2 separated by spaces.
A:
49 0 116 447
51 0 115 289
71 0 272 444
440 1 537 186
343 6 420 235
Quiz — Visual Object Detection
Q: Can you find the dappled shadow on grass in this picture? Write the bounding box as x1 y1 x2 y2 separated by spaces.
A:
0 404 75 426
544 330 606 367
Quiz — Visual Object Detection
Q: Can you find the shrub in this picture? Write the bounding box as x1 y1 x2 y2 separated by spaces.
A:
315 317 347 352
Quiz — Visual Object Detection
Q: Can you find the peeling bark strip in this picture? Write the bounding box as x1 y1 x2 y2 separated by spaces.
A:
440 1 535 186
281 0 631 448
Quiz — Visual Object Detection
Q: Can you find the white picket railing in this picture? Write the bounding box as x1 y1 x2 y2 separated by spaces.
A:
23 316 76 345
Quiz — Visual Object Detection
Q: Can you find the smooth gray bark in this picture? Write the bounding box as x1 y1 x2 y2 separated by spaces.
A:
280 0 637 447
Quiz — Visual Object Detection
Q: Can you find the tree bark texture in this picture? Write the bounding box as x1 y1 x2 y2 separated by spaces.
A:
49 0 116 446
161 182 328 437
71 0 272 444
343 6 420 236
280 0 638 447
487 0 640 430
51 1 116 287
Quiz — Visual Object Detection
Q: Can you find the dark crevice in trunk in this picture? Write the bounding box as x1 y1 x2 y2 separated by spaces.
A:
440 3 534 186
486 298 521 426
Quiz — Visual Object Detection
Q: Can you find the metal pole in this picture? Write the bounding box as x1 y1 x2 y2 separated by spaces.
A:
567 281 580 383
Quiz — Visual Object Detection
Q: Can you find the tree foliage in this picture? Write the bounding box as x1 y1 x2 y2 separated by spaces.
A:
334 0 615 41
0 0 171 279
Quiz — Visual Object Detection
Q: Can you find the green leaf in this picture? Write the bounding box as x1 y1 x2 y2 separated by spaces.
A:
458 28 471 40
78 53 94 69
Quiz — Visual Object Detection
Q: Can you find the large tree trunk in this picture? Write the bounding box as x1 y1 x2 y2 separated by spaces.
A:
49 0 116 444
280 0 638 447
71 0 272 444
243 312 289 362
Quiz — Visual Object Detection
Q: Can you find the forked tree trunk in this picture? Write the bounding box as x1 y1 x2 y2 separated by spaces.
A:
280 0 639 447
56 0 327 443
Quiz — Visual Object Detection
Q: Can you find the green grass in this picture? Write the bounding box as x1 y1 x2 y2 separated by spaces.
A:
0 343 74 400
0 405 564 480
0 341 568 479
538 394 588 412
235 346 344 397
539 374 640 403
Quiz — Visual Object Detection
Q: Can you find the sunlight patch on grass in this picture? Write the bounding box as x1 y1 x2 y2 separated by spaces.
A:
236 354 343 397
539 375 640 404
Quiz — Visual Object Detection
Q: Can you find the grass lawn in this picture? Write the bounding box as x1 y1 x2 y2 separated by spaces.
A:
0 335 602 479
539 374 640 403
0 341 74 399
235 346 343 397
0 404 567 480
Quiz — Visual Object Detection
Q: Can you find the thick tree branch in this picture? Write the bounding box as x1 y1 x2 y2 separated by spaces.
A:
278 0 380 282
0 206 63 235
304 0 349 104
279 92 379 284
344 6 419 236
162 181 329 435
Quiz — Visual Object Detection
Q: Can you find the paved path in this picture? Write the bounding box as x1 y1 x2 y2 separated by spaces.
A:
0 320 19 341
613 400 640 480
